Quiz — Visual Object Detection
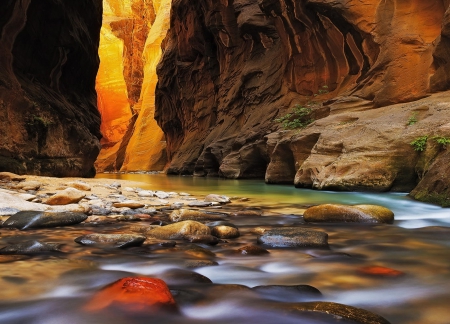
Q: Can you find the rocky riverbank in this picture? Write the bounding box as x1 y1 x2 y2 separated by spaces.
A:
1 172 449 323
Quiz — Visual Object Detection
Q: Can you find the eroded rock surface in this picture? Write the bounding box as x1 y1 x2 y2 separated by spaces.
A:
0 0 102 177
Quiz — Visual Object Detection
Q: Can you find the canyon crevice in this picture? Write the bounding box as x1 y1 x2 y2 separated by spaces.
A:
0 0 103 177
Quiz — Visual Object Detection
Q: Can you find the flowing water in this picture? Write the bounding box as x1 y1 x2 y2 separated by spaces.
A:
0 174 449 323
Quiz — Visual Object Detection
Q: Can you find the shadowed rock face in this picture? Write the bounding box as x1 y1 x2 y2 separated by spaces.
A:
0 0 102 177
156 0 450 204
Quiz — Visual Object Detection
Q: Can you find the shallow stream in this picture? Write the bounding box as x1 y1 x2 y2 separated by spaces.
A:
1 174 449 323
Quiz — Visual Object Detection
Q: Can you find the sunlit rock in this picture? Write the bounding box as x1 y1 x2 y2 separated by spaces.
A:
303 204 394 224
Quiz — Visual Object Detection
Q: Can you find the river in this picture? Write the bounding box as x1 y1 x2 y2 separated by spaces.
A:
0 174 449 323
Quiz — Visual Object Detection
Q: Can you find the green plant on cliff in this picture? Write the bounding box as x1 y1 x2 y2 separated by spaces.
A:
410 136 428 152
432 136 450 149
276 85 329 130
407 112 418 126
275 105 314 130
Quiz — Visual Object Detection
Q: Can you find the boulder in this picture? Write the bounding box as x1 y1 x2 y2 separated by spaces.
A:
169 209 225 222
0 172 26 182
44 188 86 205
257 227 328 248
14 181 42 191
303 204 394 224
74 234 146 248
85 277 177 312
2 211 88 230
0 192 47 211
147 221 211 240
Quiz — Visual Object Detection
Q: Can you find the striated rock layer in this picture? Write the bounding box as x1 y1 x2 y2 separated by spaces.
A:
95 0 170 172
0 0 102 177
156 0 450 205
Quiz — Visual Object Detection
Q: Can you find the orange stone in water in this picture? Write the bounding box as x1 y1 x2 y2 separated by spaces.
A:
85 277 176 312
358 266 404 277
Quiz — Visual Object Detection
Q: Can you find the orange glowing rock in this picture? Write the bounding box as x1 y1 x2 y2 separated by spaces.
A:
85 277 177 312
358 266 404 277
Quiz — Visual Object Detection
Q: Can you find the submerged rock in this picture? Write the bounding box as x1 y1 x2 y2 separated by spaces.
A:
85 277 177 312
204 194 231 203
160 269 213 285
184 260 219 268
185 235 220 245
237 245 270 256
257 227 328 248
252 285 322 302
303 204 394 224
169 209 225 222
0 240 62 254
44 188 86 205
274 301 391 324
74 234 146 248
2 211 88 230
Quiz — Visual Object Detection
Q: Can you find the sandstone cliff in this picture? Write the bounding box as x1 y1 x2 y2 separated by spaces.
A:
156 0 450 205
95 0 170 172
0 0 102 177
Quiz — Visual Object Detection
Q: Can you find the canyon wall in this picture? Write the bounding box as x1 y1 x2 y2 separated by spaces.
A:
155 0 450 205
95 0 170 172
0 0 102 177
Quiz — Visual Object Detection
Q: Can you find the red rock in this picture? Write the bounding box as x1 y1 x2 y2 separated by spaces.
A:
358 266 404 277
85 277 177 312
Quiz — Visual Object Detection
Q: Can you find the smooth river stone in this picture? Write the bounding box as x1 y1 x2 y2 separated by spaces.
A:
211 225 240 239
85 277 177 312
74 234 146 248
272 301 391 324
303 204 394 224
252 285 322 302
44 188 86 205
0 240 62 254
257 227 328 248
2 211 88 230
113 200 145 209
146 221 211 240
169 209 225 222
204 194 230 203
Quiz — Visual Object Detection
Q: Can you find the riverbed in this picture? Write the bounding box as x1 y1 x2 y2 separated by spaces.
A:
0 174 449 323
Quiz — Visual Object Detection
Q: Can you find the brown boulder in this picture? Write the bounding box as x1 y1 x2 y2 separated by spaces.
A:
303 204 394 224
147 220 211 240
44 188 86 205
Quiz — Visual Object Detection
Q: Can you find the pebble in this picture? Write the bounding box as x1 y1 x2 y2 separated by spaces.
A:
137 190 155 197
186 201 212 207
155 191 170 199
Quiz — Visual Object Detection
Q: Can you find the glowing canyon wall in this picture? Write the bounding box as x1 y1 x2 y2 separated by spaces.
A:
0 0 102 177
95 0 170 172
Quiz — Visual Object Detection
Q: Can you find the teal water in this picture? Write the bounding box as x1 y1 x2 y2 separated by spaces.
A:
96 173 450 228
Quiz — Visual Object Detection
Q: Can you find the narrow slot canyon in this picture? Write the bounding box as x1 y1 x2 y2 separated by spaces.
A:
94 0 171 172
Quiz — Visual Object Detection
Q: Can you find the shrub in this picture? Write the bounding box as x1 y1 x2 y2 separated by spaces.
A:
432 136 450 148
407 113 418 126
275 104 314 130
410 136 428 152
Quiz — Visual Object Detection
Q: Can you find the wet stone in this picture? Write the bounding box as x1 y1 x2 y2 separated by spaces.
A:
232 207 263 217
159 241 177 247
90 206 111 215
206 221 238 229
0 240 62 255
184 260 219 268
0 255 30 263
115 215 142 222
160 268 213 286
2 211 88 230
358 266 404 277
113 200 145 209
257 227 328 248
169 209 225 223
67 181 91 191
211 225 240 239
303 204 395 224
237 244 270 255
74 234 146 248
44 188 86 205
204 194 231 204
147 221 211 240
186 201 213 207
273 301 391 324
185 235 220 245
252 285 322 302
178 244 216 258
